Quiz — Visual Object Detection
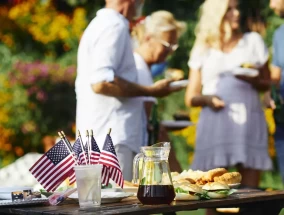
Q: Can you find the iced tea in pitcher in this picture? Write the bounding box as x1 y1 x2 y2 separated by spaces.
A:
133 142 175 205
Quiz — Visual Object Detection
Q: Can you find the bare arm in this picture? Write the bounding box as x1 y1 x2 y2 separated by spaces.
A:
92 76 151 97
236 61 271 92
185 68 202 107
270 65 282 85
185 68 225 110
253 61 271 91
92 76 181 98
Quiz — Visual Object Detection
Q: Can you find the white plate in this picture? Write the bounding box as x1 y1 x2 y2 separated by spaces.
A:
169 80 189 88
161 120 194 129
0 198 48 206
228 183 241 189
0 187 33 200
233 68 259 77
69 191 132 204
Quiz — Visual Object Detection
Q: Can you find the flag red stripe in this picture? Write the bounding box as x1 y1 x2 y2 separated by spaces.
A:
108 167 123 188
37 156 74 184
44 162 74 191
100 152 120 166
69 171 76 185
48 170 73 192
29 154 48 172
79 153 87 164
30 156 51 177
41 157 75 187
100 160 121 170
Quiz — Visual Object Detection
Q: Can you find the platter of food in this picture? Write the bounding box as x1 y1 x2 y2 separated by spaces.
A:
168 168 242 201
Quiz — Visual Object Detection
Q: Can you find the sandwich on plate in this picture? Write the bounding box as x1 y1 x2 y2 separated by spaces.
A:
202 182 236 199
175 184 205 200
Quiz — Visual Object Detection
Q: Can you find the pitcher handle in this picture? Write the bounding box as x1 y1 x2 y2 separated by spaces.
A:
132 152 144 185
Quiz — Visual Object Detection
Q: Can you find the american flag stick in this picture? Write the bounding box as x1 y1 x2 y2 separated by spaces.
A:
89 129 94 165
60 131 73 152
58 132 78 165
77 130 88 164
108 128 112 135
86 130 91 165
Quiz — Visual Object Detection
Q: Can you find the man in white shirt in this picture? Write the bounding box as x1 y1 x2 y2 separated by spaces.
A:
75 0 179 180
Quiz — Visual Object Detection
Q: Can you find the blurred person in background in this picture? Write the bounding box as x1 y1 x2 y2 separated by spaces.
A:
185 0 272 189
131 10 186 172
268 0 284 183
75 0 181 181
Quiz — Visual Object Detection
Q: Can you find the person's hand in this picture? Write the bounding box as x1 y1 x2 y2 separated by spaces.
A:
235 75 258 85
150 79 183 97
205 95 225 111
263 92 276 109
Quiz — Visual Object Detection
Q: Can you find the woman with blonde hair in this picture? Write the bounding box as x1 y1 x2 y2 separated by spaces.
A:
185 0 272 187
132 10 186 171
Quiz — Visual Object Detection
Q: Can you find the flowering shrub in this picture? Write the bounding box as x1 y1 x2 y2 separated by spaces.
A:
0 61 76 167
0 0 87 55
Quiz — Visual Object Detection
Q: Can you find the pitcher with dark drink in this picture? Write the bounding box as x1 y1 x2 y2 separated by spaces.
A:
133 142 175 205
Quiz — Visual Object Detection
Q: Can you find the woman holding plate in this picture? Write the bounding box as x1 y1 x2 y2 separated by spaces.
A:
185 0 272 188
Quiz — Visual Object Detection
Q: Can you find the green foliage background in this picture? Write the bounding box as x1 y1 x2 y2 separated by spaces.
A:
0 1 284 190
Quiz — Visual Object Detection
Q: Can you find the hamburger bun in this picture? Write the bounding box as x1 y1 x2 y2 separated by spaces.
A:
175 193 200 201
214 172 242 184
202 182 230 190
202 182 230 199
175 184 203 201
202 168 228 182
180 184 203 194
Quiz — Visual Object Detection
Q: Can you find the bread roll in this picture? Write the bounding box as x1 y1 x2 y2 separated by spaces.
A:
213 172 242 184
202 168 228 182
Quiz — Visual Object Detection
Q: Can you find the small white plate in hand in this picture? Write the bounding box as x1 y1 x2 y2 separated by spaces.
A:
169 80 189 88
161 120 194 129
233 68 259 77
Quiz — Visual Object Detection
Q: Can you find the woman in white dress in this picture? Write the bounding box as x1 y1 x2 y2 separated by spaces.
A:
132 11 186 171
185 0 272 187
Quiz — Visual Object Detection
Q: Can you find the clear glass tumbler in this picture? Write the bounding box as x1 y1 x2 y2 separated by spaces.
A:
74 164 102 208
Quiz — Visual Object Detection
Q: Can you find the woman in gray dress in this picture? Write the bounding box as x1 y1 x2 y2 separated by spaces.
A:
185 0 272 187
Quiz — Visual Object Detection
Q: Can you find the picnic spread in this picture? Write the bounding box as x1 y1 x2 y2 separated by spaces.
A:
0 131 284 215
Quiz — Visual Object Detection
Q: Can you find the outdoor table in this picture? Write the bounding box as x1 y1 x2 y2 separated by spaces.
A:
1 189 284 215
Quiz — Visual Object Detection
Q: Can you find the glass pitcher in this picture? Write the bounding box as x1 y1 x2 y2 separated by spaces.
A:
133 142 175 205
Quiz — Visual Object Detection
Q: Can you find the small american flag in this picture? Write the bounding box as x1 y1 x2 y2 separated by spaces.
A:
29 140 75 192
68 171 76 185
73 137 87 165
99 134 124 188
89 135 100 164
